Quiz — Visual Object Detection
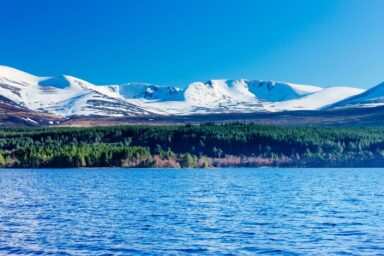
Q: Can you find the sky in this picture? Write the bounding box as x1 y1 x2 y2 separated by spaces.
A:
1 0 384 88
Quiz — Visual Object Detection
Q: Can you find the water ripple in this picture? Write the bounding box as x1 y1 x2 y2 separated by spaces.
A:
0 168 384 255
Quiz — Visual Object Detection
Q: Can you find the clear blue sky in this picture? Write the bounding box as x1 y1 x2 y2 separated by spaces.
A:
1 0 384 88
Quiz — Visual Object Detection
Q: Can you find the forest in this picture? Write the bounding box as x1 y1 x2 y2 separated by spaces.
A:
1 123 384 168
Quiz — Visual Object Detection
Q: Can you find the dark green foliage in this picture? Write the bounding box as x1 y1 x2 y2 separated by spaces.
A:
1 123 384 167
0 151 5 167
179 153 197 168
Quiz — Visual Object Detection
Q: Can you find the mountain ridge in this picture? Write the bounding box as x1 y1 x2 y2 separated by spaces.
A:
0 65 380 121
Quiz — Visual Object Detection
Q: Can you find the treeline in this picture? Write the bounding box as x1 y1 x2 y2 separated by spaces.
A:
1 123 384 168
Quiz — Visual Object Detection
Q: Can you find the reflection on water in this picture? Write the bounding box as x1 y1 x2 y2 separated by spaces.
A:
0 168 384 255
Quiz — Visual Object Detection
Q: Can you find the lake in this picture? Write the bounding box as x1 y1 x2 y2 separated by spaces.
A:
0 168 384 255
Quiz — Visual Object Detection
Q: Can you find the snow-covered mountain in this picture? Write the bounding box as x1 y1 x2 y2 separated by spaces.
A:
0 66 152 116
328 82 384 109
0 65 370 117
121 79 325 115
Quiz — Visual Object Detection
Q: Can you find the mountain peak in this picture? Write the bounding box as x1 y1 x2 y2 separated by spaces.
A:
0 65 41 84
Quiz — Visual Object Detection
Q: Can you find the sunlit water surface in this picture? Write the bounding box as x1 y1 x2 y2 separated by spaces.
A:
1 168 384 255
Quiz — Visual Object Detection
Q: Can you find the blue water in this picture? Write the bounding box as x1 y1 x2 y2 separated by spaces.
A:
0 168 384 255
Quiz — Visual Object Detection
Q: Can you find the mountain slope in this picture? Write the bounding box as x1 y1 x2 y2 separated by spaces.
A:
329 82 384 109
268 87 365 111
